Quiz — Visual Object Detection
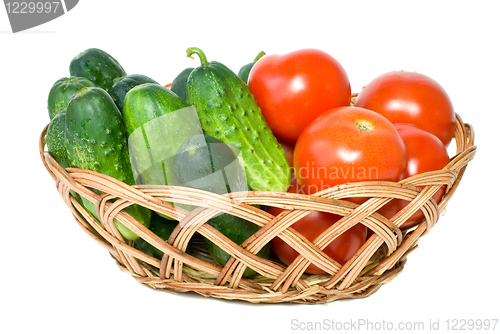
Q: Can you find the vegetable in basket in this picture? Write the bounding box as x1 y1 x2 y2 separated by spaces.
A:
174 134 271 277
185 47 291 192
69 48 127 93
170 67 194 102
109 74 160 112
65 86 151 240
237 51 266 84
47 76 95 120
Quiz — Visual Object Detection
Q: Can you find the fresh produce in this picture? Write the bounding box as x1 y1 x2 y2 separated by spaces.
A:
269 140 367 274
270 210 367 274
65 86 151 240
170 67 194 102
389 123 450 228
294 106 407 196
44 46 462 280
204 214 271 277
237 51 266 84
185 47 291 192
47 76 94 120
174 134 247 194
109 74 159 112
69 48 127 93
135 212 191 259
174 134 269 277
123 83 201 186
46 111 70 169
354 71 456 147
248 48 351 142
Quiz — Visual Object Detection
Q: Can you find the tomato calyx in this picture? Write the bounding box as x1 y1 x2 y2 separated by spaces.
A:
355 120 374 132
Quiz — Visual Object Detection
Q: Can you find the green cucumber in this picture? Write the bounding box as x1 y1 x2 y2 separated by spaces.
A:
65 86 150 240
170 67 194 102
109 74 159 112
46 111 70 169
135 212 192 259
237 51 266 84
205 214 271 277
69 48 127 93
47 76 95 120
174 134 268 277
123 83 202 187
174 134 247 194
186 47 291 192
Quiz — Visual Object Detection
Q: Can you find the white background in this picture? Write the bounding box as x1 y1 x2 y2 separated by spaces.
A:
1 1 499 333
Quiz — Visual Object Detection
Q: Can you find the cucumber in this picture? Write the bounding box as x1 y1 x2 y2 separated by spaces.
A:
69 48 127 93
123 83 202 186
135 212 192 259
174 133 268 277
170 67 194 102
237 51 266 84
186 47 291 192
46 111 70 169
174 134 247 194
205 214 271 277
47 76 95 120
109 74 159 112
65 86 150 240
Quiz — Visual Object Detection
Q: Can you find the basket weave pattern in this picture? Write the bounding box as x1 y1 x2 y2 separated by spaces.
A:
39 94 476 304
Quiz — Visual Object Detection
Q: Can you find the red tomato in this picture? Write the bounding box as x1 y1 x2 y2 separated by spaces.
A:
387 124 450 228
270 142 367 274
294 106 407 194
248 48 351 143
354 71 455 147
269 207 367 274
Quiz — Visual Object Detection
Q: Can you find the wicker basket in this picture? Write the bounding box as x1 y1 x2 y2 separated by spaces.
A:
39 94 476 304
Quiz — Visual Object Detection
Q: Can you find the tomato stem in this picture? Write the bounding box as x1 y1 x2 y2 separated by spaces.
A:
253 51 266 62
356 120 373 132
186 47 209 68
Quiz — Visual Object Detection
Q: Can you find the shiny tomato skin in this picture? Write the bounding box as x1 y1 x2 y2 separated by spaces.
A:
354 71 455 147
270 139 367 274
248 49 351 143
390 123 450 228
294 106 407 195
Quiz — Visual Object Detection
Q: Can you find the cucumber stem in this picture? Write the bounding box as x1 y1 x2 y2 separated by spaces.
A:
254 51 266 62
186 47 209 68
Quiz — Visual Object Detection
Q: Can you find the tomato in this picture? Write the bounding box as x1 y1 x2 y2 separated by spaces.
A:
270 139 367 274
269 207 367 274
248 48 351 143
354 70 455 147
294 106 407 195
276 139 304 194
388 124 450 229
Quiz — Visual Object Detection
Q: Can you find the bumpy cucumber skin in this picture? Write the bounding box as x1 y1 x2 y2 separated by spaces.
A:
46 111 70 168
204 214 271 277
109 74 159 112
123 83 195 186
186 61 291 192
170 67 194 102
69 48 127 93
47 76 95 120
65 86 150 240
66 87 134 183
